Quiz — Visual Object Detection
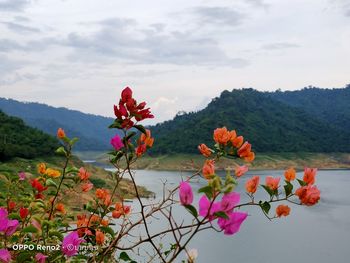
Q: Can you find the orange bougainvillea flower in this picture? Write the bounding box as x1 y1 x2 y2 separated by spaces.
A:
276 204 291 217
265 176 280 191
198 144 212 157
202 160 215 179
56 203 66 214
95 230 105 245
81 182 93 192
95 188 109 199
101 219 109 227
140 129 154 147
237 141 255 162
232 135 244 148
213 127 231 145
38 163 46 175
245 176 260 193
78 167 91 181
235 165 249 177
295 185 320 206
135 143 147 157
57 128 66 139
303 167 317 185
45 168 61 178
284 168 296 181
112 202 131 219
229 130 237 141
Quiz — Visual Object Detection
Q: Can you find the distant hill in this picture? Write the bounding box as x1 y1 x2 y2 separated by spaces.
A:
0 111 59 160
150 87 350 154
269 84 350 130
0 98 116 151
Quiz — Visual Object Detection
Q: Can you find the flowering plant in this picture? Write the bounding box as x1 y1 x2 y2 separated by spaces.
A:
0 87 320 262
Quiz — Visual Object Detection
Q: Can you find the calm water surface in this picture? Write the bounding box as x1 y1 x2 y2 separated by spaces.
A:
109 169 350 263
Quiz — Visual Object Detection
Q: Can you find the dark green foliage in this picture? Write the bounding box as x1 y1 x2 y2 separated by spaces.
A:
150 87 350 154
0 98 117 151
0 111 59 160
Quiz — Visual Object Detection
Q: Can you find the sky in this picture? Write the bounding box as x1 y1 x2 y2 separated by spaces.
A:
0 0 349 124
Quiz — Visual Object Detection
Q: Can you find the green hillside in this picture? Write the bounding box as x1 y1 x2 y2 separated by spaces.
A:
0 98 116 151
269 84 350 130
150 88 350 154
0 111 59 160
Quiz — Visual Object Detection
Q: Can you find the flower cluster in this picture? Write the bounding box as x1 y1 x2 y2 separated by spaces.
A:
113 87 154 129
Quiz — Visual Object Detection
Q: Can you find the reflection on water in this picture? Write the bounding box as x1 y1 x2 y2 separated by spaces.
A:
109 169 350 263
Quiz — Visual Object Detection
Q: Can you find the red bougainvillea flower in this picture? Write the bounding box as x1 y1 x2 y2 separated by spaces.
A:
217 211 248 235
135 143 147 157
61 231 85 257
110 134 124 150
31 179 48 193
8 201 15 212
265 176 280 191
19 207 29 219
179 182 193 205
295 185 320 206
303 167 317 185
57 128 66 139
202 160 215 179
245 176 260 194
198 143 212 157
276 204 291 217
213 127 231 145
114 87 154 129
284 168 296 182
235 165 248 177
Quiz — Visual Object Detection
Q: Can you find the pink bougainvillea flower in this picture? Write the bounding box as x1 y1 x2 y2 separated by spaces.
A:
0 249 11 263
265 176 280 191
62 231 85 257
303 167 317 185
18 171 26 181
217 211 248 235
199 195 221 221
234 165 248 178
179 182 193 205
0 207 19 236
35 253 48 263
110 134 124 150
78 167 90 181
220 192 240 213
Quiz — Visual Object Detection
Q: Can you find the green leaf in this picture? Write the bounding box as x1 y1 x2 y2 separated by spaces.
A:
119 252 132 261
55 146 67 156
184 204 198 218
125 131 136 141
134 124 147 135
198 185 213 199
49 230 63 240
297 179 307 186
109 120 122 129
259 201 271 214
46 178 58 188
214 211 229 219
284 181 293 197
100 226 115 237
261 185 275 197
22 225 38 233
69 137 79 146
8 213 21 220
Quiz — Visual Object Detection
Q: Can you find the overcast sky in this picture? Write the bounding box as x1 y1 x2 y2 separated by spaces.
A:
0 0 349 124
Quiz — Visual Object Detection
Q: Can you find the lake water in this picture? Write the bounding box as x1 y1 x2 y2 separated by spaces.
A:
107 169 350 263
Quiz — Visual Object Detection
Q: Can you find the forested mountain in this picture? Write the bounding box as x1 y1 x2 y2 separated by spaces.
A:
0 111 59 160
0 98 116 151
269 85 350 130
150 87 350 154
